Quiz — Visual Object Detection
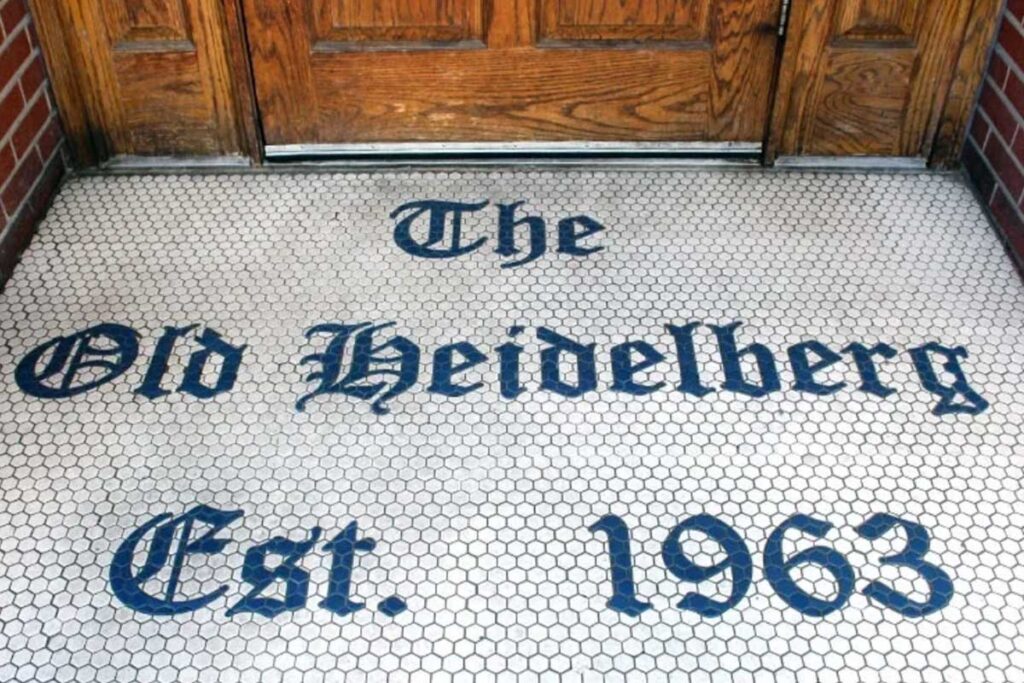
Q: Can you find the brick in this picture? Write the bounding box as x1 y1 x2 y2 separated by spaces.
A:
11 92 48 158
978 82 1018 144
999 20 1024 70
19 151 62 230
963 140 997 203
0 146 39 214
1013 126 1024 165
992 187 1024 262
1004 67 1024 116
35 115 61 161
970 113 991 149
984 133 1024 199
0 142 14 199
0 150 63 284
18 53 43 100
1006 217 1024 264
0 0 26 38
993 185 1024 229
0 81 22 135
24 151 62 218
0 28 30 87
990 52 1010 89
25 16 37 49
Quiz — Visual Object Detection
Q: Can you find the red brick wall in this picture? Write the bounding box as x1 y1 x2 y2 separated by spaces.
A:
963 0 1024 270
0 0 65 285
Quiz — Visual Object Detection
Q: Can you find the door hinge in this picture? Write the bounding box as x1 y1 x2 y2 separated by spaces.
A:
779 0 791 37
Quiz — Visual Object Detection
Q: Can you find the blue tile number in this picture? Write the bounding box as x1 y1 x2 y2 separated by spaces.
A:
764 515 856 617
854 513 955 617
588 515 653 617
592 513 953 620
662 514 754 617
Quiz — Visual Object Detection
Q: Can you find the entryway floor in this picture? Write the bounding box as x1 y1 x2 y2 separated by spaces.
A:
1 169 1023 682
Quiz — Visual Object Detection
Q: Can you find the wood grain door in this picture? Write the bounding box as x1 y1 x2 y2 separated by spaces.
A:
31 0 256 159
769 0 974 159
243 0 783 147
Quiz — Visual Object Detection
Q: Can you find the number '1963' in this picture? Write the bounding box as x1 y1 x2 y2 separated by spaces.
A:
590 513 953 619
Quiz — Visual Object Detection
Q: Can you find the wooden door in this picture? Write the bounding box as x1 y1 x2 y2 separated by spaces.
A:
243 0 783 147
769 0 974 159
29 0 258 161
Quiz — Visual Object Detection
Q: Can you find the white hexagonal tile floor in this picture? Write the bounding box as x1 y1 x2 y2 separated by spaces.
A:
0 169 1023 682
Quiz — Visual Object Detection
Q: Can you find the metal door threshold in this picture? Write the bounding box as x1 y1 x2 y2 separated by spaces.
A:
265 140 762 163
775 155 928 171
102 154 253 170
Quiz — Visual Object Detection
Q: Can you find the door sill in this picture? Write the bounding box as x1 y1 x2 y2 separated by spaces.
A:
264 141 762 161
774 155 927 171
100 155 253 171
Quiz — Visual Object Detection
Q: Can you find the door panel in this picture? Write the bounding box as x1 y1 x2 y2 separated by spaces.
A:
539 0 711 42
312 0 484 45
244 0 782 145
770 0 971 158
105 0 193 44
832 0 920 42
48 0 248 157
103 0 212 151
